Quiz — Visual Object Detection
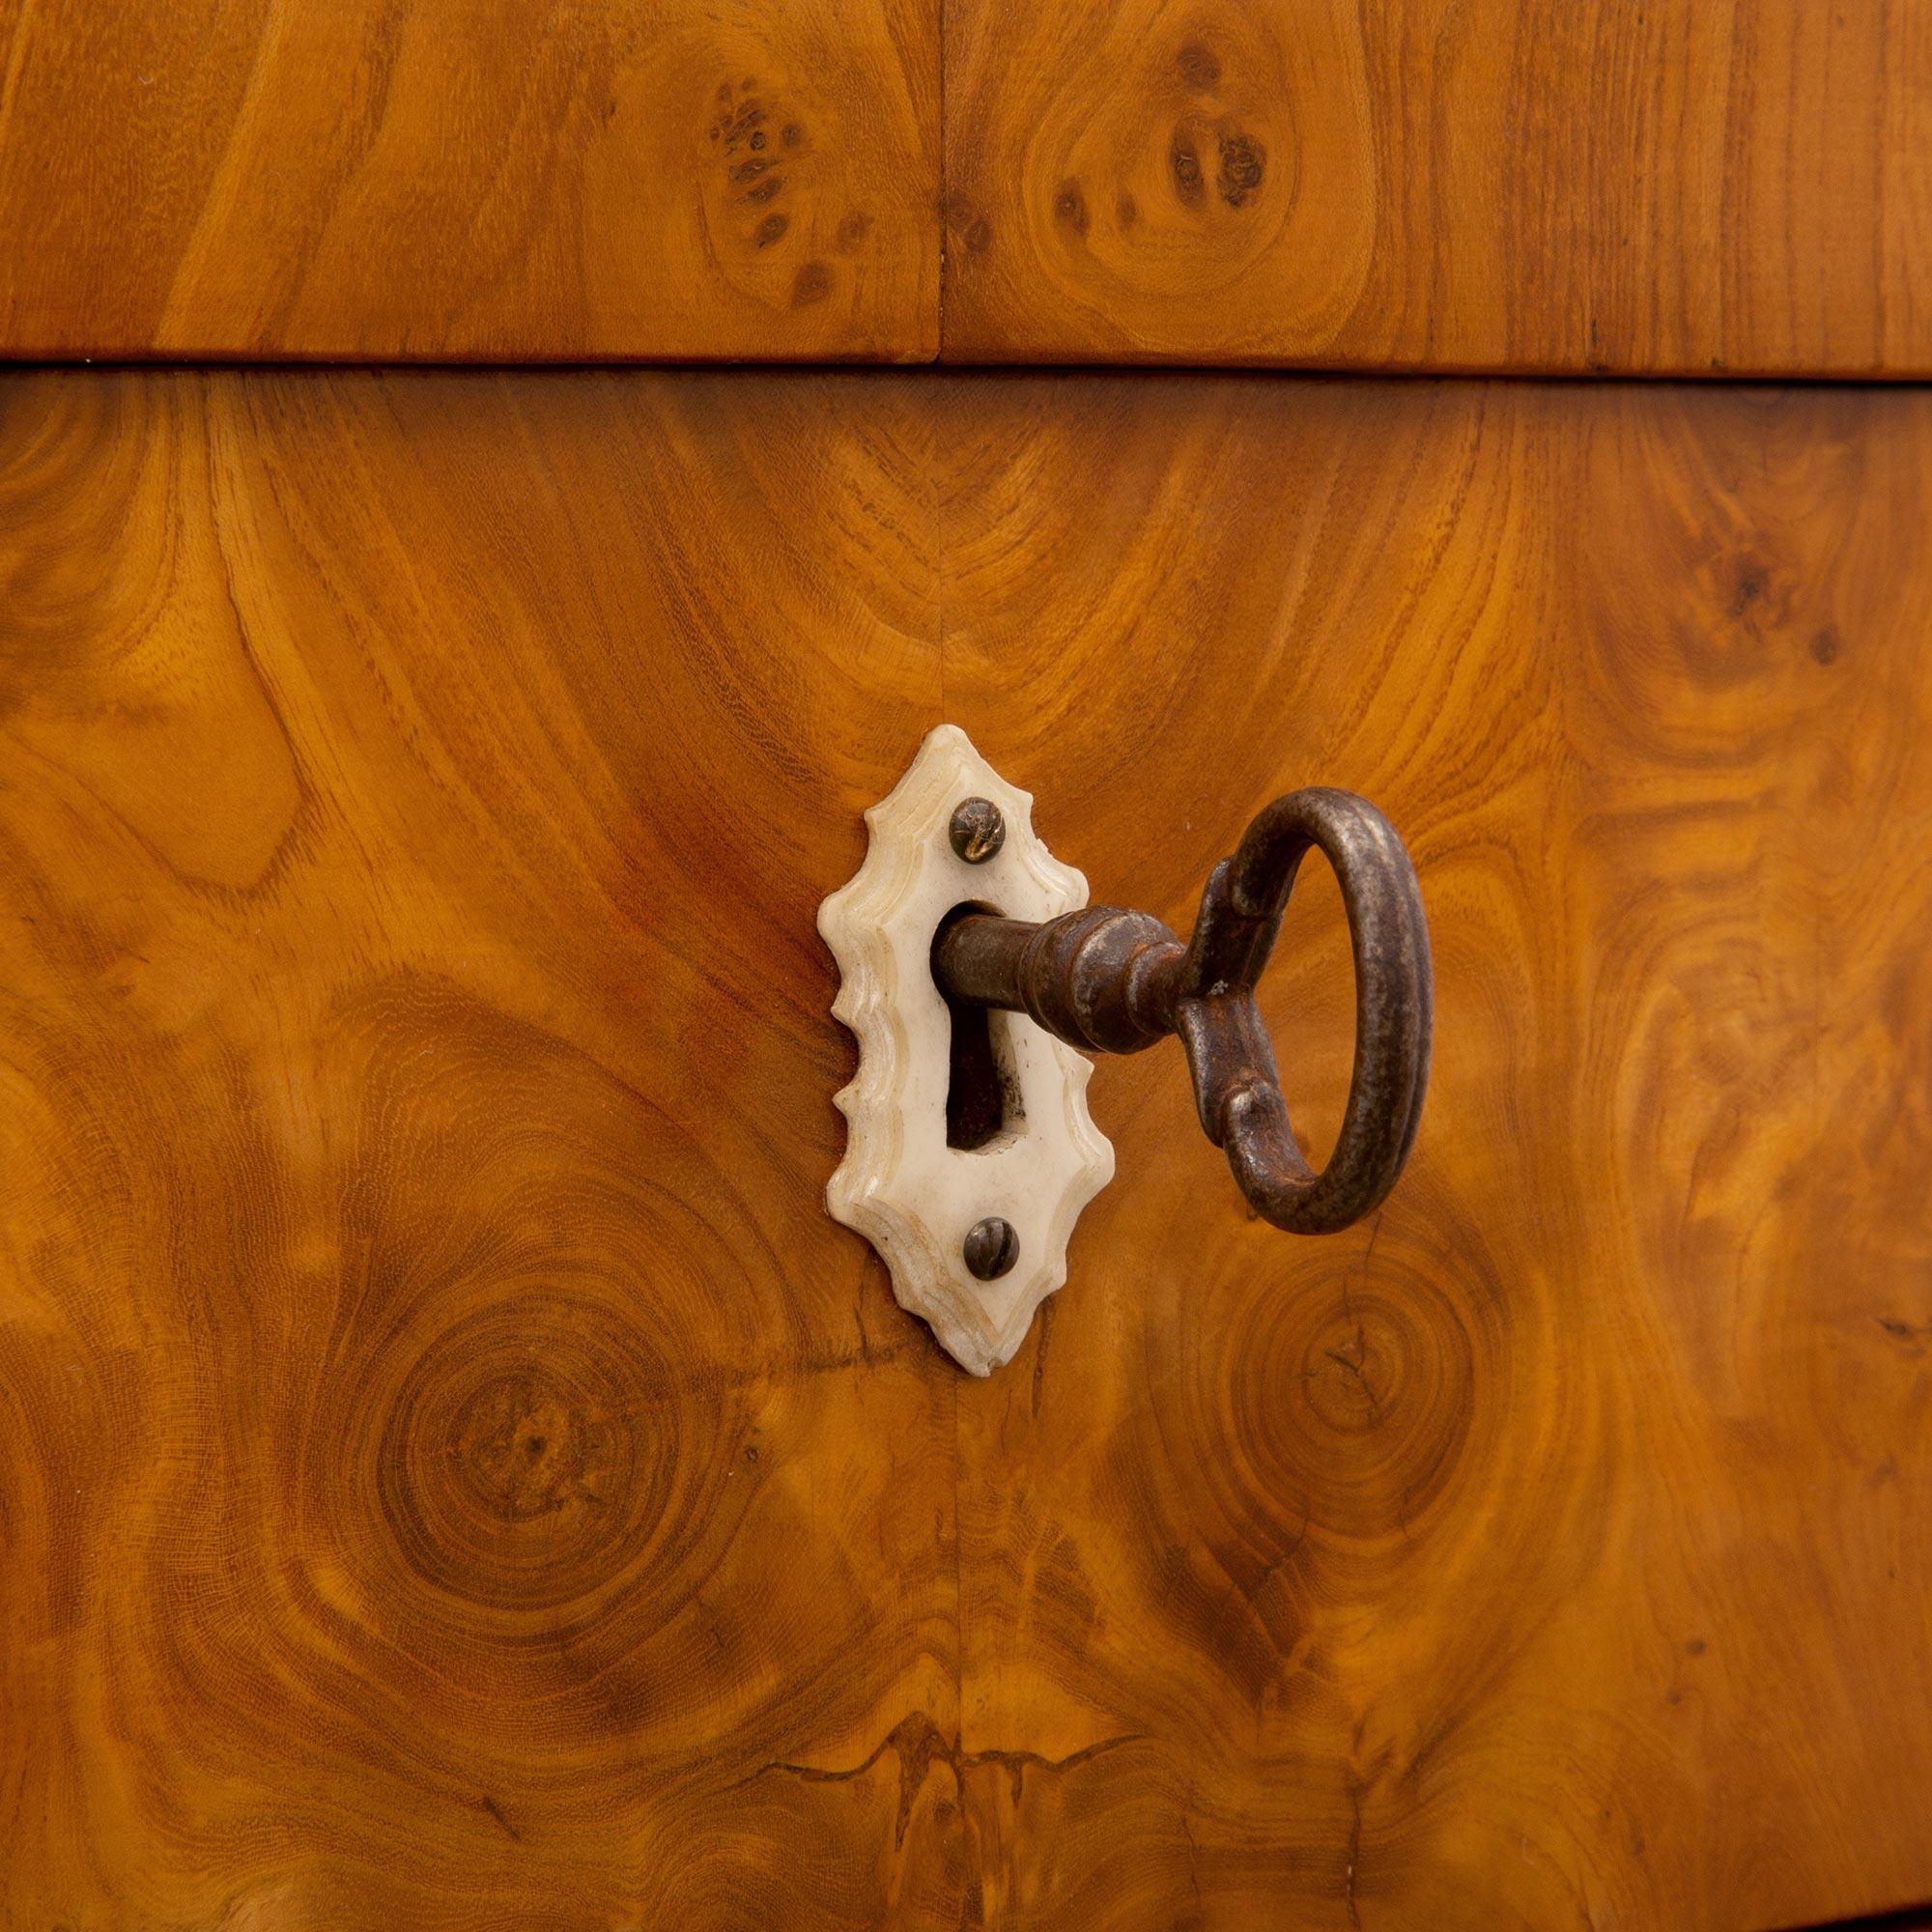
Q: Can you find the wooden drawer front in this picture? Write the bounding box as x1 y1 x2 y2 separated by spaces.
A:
3 369 1929 1928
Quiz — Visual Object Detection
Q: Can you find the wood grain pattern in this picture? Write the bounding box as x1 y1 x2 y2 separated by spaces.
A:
941 0 1932 373
6 369 1932 1927
0 0 938 360
936 376 1932 1927
0 370 960 1925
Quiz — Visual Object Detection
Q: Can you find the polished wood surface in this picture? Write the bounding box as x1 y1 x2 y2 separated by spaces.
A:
0 370 952 1923
938 375 1932 1927
5 2 1930 374
0 0 939 360
942 0 1932 373
5 369 1932 1927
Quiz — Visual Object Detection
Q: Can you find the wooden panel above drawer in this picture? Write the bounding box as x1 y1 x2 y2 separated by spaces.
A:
5 1 1927 371
0 0 939 361
941 0 1932 374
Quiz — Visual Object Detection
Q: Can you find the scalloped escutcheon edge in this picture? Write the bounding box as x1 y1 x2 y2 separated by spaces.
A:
818 725 1114 1376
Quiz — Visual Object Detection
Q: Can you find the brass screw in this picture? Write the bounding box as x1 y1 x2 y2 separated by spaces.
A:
962 1216 1019 1281
949 797 1006 865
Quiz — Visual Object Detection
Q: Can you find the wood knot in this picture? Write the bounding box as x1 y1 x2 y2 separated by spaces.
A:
1216 131 1265 208
1171 135 1205 207
1211 1255 1488 1545
453 1377 612 1523
363 1291 704 1629
1176 40 1221 89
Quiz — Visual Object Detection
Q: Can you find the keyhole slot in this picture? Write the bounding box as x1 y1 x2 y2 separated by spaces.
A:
935 902 1026 1151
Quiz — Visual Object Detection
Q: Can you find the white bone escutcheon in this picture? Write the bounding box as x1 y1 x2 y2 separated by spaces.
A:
818 724 1114 1376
